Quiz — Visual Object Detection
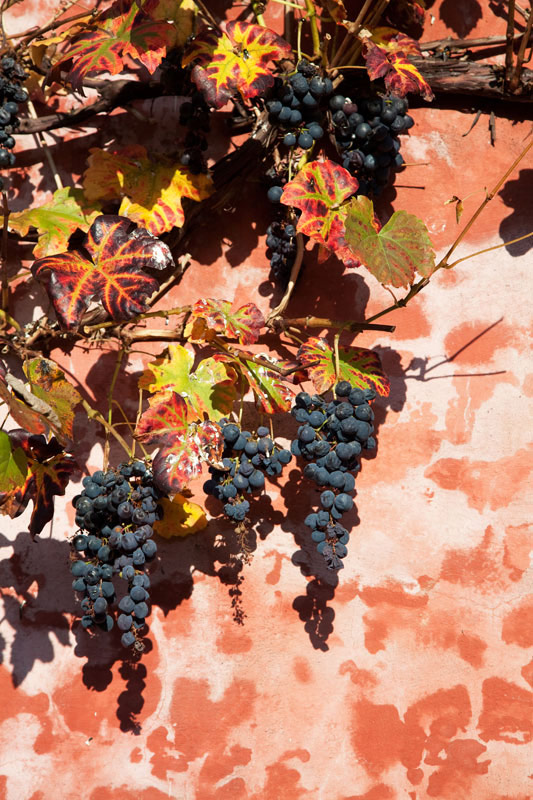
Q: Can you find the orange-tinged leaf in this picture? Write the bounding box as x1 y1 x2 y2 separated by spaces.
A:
83 146 213 236
24 358 82 441
135 391 222 495
32 215 173 330
361 34 434 101
183 21 292 107
281 160 360 266
154 493 207 538
139 344 236 422
143 0 196 48
9 187 101 258
185 298 264 345
53 0 176 89
344 195 436 288
0 363 52 437
298 337 390 396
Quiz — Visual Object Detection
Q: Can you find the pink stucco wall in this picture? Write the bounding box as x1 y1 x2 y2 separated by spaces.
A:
1 2 532 798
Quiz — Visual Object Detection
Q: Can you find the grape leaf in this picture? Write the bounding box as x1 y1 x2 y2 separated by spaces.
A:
9 188 101 259
344 195 436 288
154 493 207 538
52 0 176 89
361 33 434 101
185 298 265 345
143 0 196 48
139 344 236 422
0 432 78 536
24 358 82 441
32 215 173 331
298 337 390 396
0 431 28 493
214 350 293 413
135 391 222 495
0 363 54 437
182 21 292 108
83 146 213 237
280 160 361 266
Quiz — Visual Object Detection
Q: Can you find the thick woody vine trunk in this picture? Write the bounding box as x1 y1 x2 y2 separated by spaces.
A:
413 57 533 102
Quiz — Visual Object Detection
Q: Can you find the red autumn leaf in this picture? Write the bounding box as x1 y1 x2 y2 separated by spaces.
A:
298 337 390 396
0 432 78 536
182 21 292 107
185 298 265 345
52 0 176 90
361 35 434 102
134 392 223 495
280 160 361 266
32 215 173 331
344 195 436 288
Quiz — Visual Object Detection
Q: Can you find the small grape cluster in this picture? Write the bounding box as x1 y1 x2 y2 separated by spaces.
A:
291 382 376 569
266 58 332 166
179 89 210 174
265 217 297 285
70 461 162 650
0 56 29 182
204 422 292 522
331 93 413 196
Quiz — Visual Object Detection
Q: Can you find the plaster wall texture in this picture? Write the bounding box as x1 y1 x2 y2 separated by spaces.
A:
0 1 532 799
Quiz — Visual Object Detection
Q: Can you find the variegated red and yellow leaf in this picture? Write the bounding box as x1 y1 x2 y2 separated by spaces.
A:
298 337 390 396
139 344 236 422
361 35 434 101
9 187 101 258
0 432 78 536
182 21 292 107
185 298 264 345
52 0 176 89
83 146 213 236
135 391 222 494
344 195 436 288
24 358 82 441
32 215 173 331
280 160 360 264
243 356 294 413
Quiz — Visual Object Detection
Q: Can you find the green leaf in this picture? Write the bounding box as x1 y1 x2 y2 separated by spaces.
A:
24 358 82 441
298 336 390 396
9 187 101 258
344 195 436 288
138 344 236 421
0 431 28 493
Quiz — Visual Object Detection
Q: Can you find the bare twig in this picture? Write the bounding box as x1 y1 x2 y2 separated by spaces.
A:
12 7 95 50
421 32 531 52
268 316 396 333
505 0 517 84
510 6 533 91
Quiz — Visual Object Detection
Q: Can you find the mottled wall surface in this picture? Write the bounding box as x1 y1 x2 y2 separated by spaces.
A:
1 2 532 799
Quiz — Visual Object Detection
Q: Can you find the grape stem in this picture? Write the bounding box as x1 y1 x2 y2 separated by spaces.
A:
304 0 321 57
265 232 305 323
81 399 131 457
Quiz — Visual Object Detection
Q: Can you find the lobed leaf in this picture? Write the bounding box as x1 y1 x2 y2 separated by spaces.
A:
8 187 101 258
24 358 82 441
32 215 173 331
135 392 222 494
183 21 292 107
298 337 390 396
83 146 213 237
142 0 196 49
361 34 434 101
139 344 236 422
344 195 436 288
154 493 208 538
0 432 78 536
185 298 265 345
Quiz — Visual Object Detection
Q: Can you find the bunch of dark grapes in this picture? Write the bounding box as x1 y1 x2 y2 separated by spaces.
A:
265 216 297 285
0 56 29 182
266 59 332 163
330 93 413 196
70 461 162 650
204 422 292 522
290 382 376 570
179 89 210 174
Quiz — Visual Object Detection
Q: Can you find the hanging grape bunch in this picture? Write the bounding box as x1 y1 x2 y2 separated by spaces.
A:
204 421 293 522
0 55 29 183
70 461 162 650
179 88 211 175
331 93 413 195
291 381 376 570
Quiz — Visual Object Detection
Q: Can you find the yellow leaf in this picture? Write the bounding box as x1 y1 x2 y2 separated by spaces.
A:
154 493 207 538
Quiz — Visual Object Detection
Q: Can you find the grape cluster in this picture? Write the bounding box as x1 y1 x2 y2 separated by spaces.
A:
179 89 210 174
265 217 297 285
70 461 162 650
266 59 331 162
204 422 292 521
331 93 413 196
291 382 376 569
0 56 29 182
